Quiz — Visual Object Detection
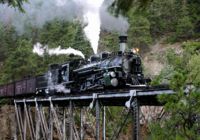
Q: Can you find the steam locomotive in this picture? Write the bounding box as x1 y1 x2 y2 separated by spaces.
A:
0 36 150 97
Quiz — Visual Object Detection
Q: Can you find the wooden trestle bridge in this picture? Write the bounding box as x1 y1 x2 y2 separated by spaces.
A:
14 88 174 140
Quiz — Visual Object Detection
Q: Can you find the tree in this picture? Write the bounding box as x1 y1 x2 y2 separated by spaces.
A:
0 39 37 83
146 0 179 37
174 1 194 40
111 0 200 42
149 41 200 140
0 0 27 11
71 24 92 57
39 20 92 57
99 31 119 52
0 19 95 84
128 13 152 52
0 24 17 61
110 0 151 15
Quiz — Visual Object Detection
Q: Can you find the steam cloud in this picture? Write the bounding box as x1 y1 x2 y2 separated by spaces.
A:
54 84 71 94
74 0 104 54
47 71 71 94
0 0 78 34
0 0 129 54
33 42 85 59
100 2 129 34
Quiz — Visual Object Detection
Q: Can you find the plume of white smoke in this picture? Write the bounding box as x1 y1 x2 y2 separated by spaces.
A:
48 46 85 59
100 1 129 34
74 0 129 54
54 84 71 93
33 42 85 59
47 71 70 94
33 42 47 56
0 0 79 34
83 12 101 54
74 0 104 54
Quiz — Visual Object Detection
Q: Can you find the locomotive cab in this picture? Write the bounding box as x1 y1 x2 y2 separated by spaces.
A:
59 63 70 83
48 64 60 85
46 63 72 94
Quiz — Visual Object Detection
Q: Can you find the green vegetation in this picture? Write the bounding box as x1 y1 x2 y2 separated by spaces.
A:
149 41 200 139
0 40 37 83
128 13 152 52
0 0 27 11
108 0 200 51
99 31 119 52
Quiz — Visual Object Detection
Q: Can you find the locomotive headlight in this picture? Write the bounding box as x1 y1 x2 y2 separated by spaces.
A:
110 71 116 77
111 78 118 87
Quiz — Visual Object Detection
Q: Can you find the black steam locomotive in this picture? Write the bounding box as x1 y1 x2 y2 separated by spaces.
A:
0 36 150 97
37 36 150 94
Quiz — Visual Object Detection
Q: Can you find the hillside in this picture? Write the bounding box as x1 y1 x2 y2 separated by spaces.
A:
143 39 182 76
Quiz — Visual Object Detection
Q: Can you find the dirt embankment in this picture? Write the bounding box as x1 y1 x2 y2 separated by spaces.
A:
142 40 182 76
0 105 16 140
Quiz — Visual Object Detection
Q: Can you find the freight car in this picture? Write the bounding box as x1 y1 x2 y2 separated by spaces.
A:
0 78 36 97
0 35 150 97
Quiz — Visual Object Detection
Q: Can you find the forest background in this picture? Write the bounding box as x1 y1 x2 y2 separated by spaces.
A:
0 0 200 139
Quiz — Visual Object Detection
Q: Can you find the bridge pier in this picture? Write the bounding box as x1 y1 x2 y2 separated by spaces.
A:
35 100 48 139
23 100 35 140
80 108 84 140
132 97 140 140
102 106 106 140
69 100 73 140
62 106 66 140
35 104 41 140
48 106 53 140
23 108 27 140
14 101 24 140
95 99 100 140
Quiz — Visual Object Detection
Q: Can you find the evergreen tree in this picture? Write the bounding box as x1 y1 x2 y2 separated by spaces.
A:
0 39 37 83
0 0 27 11
39 20 92 56
99 31 119 52
150 41 200 140
175 1 194 40
0 24 17 61
72 24 92 57
128 14 152 52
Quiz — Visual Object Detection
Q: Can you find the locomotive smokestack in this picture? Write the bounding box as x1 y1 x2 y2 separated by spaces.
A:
119 35 127 53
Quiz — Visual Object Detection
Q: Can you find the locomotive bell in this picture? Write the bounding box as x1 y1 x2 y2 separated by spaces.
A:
119 35 127 53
